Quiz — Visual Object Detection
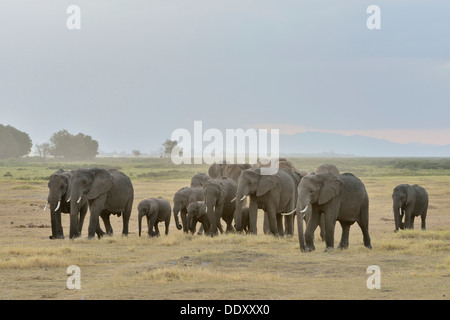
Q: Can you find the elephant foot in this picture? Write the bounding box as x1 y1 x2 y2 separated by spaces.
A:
304 246 315 252
324 247 335 252
365 244 373 250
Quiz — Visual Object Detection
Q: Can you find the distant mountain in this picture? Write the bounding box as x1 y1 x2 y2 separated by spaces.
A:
279 131 450 157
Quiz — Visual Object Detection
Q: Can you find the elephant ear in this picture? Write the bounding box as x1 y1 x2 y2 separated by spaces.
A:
256 174 277 197
318 173 343 205
86 168 114 200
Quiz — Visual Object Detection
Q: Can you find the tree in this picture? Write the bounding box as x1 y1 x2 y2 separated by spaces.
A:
0 124 32 159
160 139 180 158
49 130 99 160
132 150 141 157
35 143 51 161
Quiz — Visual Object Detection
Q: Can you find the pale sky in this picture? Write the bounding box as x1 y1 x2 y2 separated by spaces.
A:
1 1 450 153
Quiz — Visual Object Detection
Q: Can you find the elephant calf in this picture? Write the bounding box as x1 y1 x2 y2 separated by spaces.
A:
392 184 428 232
138 197 171 237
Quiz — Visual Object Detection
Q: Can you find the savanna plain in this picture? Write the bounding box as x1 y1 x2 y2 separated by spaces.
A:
0 157 449 300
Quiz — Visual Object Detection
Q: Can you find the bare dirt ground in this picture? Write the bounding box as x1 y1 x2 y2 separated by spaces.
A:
0 176 449 300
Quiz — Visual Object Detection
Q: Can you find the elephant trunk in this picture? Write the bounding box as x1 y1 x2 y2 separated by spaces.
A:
234 199 243 232
173 206 183 230
297 205 305 252
205 196 217 235
393 203 403 232
68 190 83 239
138 211 145 237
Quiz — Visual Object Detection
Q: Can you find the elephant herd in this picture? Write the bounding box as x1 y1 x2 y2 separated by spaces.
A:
44 160 429 252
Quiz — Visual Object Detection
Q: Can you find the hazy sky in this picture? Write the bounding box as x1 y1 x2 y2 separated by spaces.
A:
1 1 450 153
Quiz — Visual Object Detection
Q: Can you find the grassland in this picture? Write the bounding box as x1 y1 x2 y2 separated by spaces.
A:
0 157 449 300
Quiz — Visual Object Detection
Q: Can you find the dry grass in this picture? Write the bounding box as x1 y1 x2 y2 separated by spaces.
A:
0 165 449 300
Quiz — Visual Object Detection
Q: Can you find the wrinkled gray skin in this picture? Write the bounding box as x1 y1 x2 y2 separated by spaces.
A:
173 187 204 233
295 172 371 252
69 168 134 239
203 177 237 236
234 168 300 236
187 201 210 234
45 169 88 239
190 173 211 188
392 184 428 232
138 197 171 237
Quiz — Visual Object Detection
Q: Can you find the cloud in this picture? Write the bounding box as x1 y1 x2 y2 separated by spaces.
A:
253 123 450 146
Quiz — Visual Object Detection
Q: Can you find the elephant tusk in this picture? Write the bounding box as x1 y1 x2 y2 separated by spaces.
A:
54 201 61 212
281 208 296 216
44 203 49 211
230 197 236 203
66 197 71 202
300 205 309 213
213 206 215 212
240 194 247 202
77 196 82 204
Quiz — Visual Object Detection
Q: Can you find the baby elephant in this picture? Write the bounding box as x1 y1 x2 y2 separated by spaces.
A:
138 197 171 237
187 201 209 234
392 184 429 232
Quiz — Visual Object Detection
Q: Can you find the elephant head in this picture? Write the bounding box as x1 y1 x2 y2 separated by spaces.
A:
234 168 277 231
68 168 114 237
186 201 208 234
47 169 70 213
46 169 71 239
392 184 414 231
296 172 343 214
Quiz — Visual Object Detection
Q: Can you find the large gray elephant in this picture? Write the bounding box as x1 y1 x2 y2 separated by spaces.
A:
234 168 301 236
203 177 237 236
138 197 171 237
68 168 134 239
287 172 372 252
173 186 204 233
44 169 88 239
392 184 428 232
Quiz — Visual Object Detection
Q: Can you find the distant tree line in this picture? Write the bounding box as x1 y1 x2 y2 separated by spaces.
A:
0 124 99 160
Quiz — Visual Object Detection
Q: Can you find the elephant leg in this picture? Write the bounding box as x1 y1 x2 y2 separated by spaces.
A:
87 195 107 239
78 205 88 235
319 213 326 241
421 213 426 230
165 218 170 235
338 221 350 250
100 211 113 235
323 211 337 251
276 213 284 236
263 212 270 234
181 209 188 233
410 215 416 230
357 203 372 249
154 222 160 237
266 207 279 237
69 212 80 239
283 213 294 237
404 207 413 229
248 199 258 235
122 198 133 236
